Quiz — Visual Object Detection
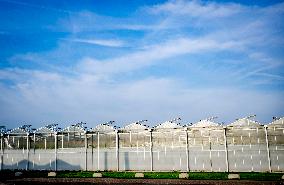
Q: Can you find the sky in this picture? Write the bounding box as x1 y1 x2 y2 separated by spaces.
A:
0 0 284 129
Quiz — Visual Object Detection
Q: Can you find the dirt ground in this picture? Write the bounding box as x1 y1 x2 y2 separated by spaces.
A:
0 178 283 185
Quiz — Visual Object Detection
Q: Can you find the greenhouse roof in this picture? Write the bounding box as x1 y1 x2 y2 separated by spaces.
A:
190 120 220 128
267 117 284 127
34 124 58 134
91 121 116 132
154 118 182 129
61 122 87 133
228 115 262 127
6 125 31 135
4 116 283 135
123 120 148 131
0 126 6 134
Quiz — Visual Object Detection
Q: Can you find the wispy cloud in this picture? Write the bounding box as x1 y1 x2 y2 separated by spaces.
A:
68 38 125 47
148 0 243 18
76 37 245 75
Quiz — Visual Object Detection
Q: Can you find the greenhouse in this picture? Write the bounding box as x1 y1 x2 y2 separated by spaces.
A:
0 116 283 172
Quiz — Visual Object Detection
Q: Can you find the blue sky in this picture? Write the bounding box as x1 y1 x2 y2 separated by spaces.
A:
0 0 284 128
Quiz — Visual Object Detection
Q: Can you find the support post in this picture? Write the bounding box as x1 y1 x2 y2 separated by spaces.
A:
62 135 64 149
27 134 29 150
0 134 2 152
91 134 94 170
115 130 119 171
26 134 29 170
85 132 87 171
0 134 3 170
185 128 189 172
209 129 212 172
97 132 100 170
44 137 47 150
149 129 153 171
54 133 57 171
33 133 36 153
67 133 70 148
223 126 229 172
264 126 272 172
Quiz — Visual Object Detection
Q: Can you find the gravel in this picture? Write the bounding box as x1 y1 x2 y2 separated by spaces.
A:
1 178 283 185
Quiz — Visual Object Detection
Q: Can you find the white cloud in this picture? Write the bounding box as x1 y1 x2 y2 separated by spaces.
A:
0 68 283 129
149 0 243 18
69 38 125 47
75 37 243 75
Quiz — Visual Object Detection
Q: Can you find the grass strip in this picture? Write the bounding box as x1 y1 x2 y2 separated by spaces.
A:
56 171 93 178
102 172 135 178
0 170 283 181
144 172 180 179
239 172 283 181
189 172 228 180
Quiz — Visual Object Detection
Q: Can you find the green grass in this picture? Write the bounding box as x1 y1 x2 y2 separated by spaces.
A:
56 171 93 178
189 172 228 180
239 172 283 181
0 170 283 181
144 172 180 179
101 172 135 178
